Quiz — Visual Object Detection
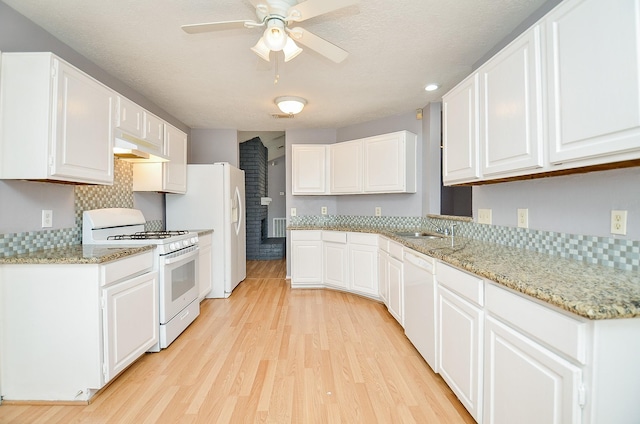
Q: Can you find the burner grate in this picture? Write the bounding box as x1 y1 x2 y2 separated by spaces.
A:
107 230 189 241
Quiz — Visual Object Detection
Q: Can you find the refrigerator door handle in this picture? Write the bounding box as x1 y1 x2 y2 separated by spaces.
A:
233 186 243 236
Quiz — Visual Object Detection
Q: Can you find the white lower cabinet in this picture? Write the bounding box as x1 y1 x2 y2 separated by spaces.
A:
377 237 403 325
291 230 323 287
322 231 348 290
484 316 582 424
387 251 403 326
437 263 484 422
0 251 157 402
348 233 378 297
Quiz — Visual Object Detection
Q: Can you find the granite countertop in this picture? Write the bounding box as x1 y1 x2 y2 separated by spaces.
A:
0 244 155 265
289 225 640 320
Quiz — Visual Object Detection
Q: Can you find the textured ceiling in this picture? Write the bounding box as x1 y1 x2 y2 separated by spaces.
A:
2 0 548 131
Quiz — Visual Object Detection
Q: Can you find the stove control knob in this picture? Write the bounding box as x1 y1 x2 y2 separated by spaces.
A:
170 243 177 250
183 240 189 247
191 237 197 244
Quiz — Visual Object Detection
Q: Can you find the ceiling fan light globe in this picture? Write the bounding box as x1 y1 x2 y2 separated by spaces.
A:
275 96 307 114
283 37 303 62
263 19 288 51
251 37 271 61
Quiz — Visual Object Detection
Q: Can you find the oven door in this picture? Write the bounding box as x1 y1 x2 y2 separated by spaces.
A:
159 246 199 324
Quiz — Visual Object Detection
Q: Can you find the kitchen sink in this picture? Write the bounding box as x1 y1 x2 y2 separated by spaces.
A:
394 231 443 239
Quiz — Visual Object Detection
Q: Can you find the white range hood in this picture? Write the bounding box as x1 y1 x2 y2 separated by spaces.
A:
113 132 169 162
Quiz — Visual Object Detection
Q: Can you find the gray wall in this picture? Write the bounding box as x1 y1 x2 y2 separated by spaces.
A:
474 167 640 240
267 158 286 236
189 129 239 166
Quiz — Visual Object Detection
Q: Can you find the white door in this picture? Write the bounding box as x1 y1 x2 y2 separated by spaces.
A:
323 241 348 289
228 165 247 292
349 243 378 296
103 272 158 382
484 316 582 424
438 285 483 421
53 60 114 184
546 0 640 164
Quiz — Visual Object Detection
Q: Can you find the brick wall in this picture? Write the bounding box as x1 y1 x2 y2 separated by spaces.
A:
240 137 284 260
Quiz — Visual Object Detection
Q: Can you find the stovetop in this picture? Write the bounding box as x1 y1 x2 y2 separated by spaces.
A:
107 230 189 241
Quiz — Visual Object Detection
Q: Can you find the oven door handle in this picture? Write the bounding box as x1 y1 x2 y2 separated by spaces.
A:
163 246 199 265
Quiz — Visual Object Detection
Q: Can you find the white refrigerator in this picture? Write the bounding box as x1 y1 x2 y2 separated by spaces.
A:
166 163 246 298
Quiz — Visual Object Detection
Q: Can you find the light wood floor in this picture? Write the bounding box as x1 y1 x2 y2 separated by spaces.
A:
0 259 474 423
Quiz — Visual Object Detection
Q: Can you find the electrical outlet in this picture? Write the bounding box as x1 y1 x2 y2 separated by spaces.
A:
517 208 529 229
321 206 327 215
611 210 627 235
41 210 53 228
478 208 492 225
290 207 297 217
375 207 382 217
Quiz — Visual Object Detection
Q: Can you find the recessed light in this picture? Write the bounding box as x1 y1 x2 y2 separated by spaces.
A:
424 83 439 92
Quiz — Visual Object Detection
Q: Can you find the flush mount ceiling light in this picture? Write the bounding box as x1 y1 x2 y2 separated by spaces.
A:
425 83 440 92
275 96 307 115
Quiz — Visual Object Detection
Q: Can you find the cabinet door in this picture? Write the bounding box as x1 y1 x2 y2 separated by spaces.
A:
143 112 164 155
291 241 323 285
292 144 328 195
480 25 544 177
115 96 143 137
546 0 640 164
363 132 416 193
323 241 349 289
484 316 582 424
103 271 159 382
52 60 114 184
443 74 481 185
330 140 362 193
387 255 403 326
163 124 188 194
349 243 378 297
438 286 483 421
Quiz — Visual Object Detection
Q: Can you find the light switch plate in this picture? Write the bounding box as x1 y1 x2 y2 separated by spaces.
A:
478 208 492 225
290 207 297 217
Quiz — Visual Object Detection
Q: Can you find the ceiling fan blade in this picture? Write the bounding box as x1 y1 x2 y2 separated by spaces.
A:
181 20 257 34
288 27 348 63
287 0 359 22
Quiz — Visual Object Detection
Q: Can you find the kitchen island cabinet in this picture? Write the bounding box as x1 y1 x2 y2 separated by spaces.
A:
0 247 157 402
0 52 114 185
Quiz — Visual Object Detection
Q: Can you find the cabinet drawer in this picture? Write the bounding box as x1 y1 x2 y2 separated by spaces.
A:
290 230 322 241
348 232 378 245
436 262 484 306
486 283 587 364
101 250 154 286
322 231 347 243
378 236 390 252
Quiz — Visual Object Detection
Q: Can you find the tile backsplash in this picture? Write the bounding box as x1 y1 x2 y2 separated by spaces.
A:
290 214 640 272
0 158 163 257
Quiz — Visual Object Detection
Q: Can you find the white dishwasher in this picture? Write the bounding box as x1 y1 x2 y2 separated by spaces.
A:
403 249 437 372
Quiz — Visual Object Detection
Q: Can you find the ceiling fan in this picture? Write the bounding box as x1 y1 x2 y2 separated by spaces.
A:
181 0 358 63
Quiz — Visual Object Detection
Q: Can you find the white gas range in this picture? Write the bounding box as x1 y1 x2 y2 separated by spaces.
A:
83 208 200 351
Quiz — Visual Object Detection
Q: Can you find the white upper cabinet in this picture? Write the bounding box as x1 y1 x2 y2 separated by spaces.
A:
330 140 363 193
443 74 481 185
293 131 417 195
115 96 144 138
115 95 164 157
479 24 544 177
545 0 640 165
0 52 114 185
363 131 417 193
133 123 188 194
292 144 329 195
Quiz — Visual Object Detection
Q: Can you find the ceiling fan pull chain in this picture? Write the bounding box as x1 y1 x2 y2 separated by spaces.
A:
274 54 280 84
